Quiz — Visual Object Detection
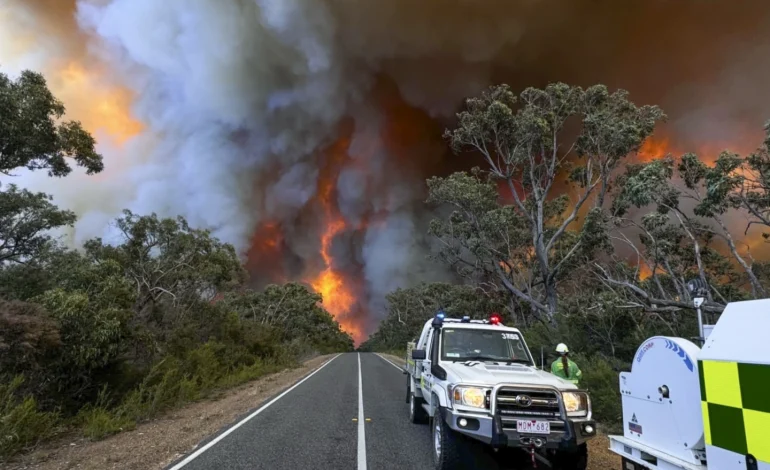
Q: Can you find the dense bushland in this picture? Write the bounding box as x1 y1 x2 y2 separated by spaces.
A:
0 70 353 460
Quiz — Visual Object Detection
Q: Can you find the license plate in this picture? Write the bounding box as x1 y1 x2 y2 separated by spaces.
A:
516 420 551 434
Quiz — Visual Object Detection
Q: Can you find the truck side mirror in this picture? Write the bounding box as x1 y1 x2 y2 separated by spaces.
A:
412 349 426 360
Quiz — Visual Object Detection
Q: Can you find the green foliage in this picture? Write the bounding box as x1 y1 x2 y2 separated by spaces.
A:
221 283 354 353
77 387 135 440
0 300 61 384
0 213 351 457
0 70 103 176
571 354 623 429
606 148 766 309
0 376 59 460
0 185 77 264
79 406 136 440
39 290 128 368
85 210 246 328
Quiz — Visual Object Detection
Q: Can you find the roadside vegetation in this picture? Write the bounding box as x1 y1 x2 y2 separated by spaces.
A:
361 83 770 429
0 70 353 460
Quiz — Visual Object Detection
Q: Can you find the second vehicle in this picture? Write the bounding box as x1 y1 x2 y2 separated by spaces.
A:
405 312 596 470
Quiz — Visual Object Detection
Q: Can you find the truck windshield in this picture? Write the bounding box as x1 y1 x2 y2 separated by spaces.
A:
441 328 532 364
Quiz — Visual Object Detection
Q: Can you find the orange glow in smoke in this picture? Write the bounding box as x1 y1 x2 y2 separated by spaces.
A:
56 61 143 144
638 263 654 280
637 137 672 162
308 135 362 343
246 221 287 285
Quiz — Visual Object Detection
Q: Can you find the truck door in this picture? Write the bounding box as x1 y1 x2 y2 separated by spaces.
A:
421 328 433 397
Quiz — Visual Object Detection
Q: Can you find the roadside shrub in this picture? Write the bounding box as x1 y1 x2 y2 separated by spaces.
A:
572 353 624 430
78 406 135 440
76 387 135 440
112 340 296 425
0 376 59 459
0 300 61 401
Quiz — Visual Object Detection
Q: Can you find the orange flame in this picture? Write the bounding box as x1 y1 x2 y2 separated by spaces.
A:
308 134 362 343
637 137 672 162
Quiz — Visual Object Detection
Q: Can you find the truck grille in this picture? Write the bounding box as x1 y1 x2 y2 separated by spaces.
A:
495 388 561 424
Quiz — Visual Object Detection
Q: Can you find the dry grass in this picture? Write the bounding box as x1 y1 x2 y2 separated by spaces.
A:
5 356 332 470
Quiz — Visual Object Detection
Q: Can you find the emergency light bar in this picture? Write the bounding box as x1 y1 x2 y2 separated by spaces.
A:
432 313 504 327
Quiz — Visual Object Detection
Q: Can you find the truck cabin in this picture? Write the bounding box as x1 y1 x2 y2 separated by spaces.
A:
413 314 534 367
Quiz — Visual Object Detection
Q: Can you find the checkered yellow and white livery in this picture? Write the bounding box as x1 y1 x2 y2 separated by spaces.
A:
699 360 770 467
697 298 770 470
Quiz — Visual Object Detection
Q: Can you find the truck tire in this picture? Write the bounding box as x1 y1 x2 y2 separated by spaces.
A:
551 443 588 470
432 408 463 470
409 391 428 424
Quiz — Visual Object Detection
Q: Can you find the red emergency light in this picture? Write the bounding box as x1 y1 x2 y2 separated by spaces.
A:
489 313 502 325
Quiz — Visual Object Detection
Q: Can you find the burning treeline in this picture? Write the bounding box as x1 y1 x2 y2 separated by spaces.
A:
3 1 770 341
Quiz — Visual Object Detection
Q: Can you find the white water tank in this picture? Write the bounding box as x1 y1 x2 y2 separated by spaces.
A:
619 336 705 466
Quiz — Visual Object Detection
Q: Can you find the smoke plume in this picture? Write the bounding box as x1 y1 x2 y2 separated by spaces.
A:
2 0 770 339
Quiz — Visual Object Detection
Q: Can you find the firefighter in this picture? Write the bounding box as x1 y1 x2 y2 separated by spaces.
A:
551 343 582 385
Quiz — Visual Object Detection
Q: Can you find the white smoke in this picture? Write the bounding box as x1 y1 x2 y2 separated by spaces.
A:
50 0 533 329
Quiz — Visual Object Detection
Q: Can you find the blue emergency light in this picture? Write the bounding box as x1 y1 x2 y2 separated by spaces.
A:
432 310 446 328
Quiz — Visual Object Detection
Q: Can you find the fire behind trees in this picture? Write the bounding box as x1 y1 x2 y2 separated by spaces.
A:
361 83 770 424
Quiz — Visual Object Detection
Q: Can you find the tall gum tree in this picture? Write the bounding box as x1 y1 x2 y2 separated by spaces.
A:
599 135 770 314
432 83 664 325
0 69 104 265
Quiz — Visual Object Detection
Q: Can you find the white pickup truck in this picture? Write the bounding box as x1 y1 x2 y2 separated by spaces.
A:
405 312 596 469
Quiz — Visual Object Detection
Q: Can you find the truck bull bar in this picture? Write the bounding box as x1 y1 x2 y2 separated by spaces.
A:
489 383 586 450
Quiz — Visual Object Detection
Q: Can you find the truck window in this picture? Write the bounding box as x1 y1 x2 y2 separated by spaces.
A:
441 328 533 364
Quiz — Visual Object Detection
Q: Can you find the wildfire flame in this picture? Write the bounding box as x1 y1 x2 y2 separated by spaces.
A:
637 137 672 162
308 134 362 343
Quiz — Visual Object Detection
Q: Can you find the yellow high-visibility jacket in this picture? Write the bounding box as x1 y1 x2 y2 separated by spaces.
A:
551 358 583 385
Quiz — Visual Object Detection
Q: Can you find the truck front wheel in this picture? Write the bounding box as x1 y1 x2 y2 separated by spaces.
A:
432 409 462 470
551 443 588 470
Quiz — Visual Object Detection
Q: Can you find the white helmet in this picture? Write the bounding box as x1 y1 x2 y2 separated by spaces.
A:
555 343 569 354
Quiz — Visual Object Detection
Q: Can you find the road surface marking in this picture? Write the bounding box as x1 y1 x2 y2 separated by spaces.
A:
358 353 367 470
375 353 405 372
168 354 341 469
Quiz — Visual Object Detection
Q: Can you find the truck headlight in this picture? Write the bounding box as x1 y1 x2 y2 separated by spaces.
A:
453 386 488 409
562 392 589 417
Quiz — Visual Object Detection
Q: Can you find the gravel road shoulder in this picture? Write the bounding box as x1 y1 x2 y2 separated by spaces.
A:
380 353 622 470
6 355 333 470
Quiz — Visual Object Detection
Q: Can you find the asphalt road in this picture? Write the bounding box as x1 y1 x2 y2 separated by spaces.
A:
165 353 519 470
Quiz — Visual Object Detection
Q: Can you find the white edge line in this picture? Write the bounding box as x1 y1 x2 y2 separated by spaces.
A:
169 354 341 469
374 353 405 372
357 353 367 470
